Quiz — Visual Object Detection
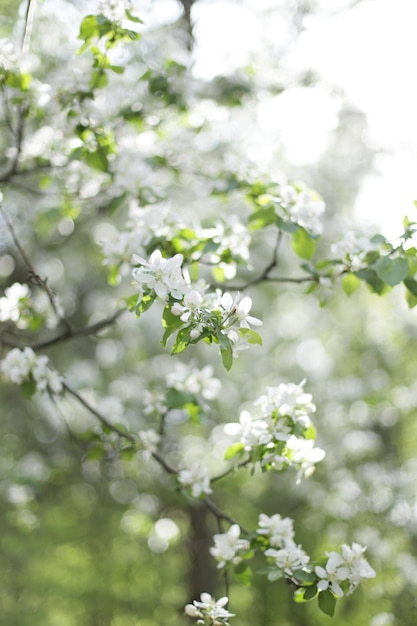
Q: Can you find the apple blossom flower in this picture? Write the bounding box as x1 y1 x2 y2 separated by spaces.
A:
285 436 326 483
185 593 234 626
255 380 316 426
210 524 250 568
166 363 221 400
0 282 30 323
220 292 262 329
132 249 186 300
138 428 160 452
171 288 204 321
257 513 295 548
265 544 310 579
315 551 350 597
0 347 63 393
178 462 212 498
341 543 376 592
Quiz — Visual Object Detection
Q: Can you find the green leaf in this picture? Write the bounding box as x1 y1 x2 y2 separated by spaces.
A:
374 256 409 286
238 327 262 345
165 389 196 409
234 563 253 587
291 228 316 260
354 269 386 294
212 265 226 283
21 378 37 398
318 590 336 617
404 277 417 297
218 332 233 371
135 292 156 316
108 193 127 214
341 272 361 296
171 327 193 355
248 207 277 230
292 569 318 584
405 287 417 309
303 585 318 600
84 148 108 172
161 305 185 347
224 442 245 461
79 15 99 42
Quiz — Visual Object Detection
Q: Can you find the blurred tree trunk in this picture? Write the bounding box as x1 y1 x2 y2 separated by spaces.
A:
188 503 217 601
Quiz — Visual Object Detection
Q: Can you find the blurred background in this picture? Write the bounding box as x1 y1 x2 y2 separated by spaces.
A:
1 1 417 625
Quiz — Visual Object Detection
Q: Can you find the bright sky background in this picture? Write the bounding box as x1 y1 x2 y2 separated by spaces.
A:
186 0 417 237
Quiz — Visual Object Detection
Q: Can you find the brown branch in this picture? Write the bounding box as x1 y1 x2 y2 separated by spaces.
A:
62 380 179 476
62 380 136 442
0 203 72 333
203 496 248 534
33 308 126 349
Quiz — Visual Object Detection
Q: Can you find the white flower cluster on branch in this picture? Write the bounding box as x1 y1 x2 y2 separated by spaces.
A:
224 380 325 480
0 347 63 394
185 593 234 626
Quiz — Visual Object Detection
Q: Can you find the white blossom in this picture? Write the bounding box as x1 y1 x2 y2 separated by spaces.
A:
132 249 186 300
256 380 315 426
210 524 250 568
138 428 160 452
178 462 212 497
220 292 262 328
0 347 63 393
265 543 310 578
166 363 221 400
185 593 234 625
341 543 376 591
0 282 30 323
257 513 295 547
285 436 326 482
315 552 350 597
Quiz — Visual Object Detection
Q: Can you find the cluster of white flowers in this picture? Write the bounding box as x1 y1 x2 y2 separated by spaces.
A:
255 381 316 428
132 249 186 301
331 231 380 271
185 593 234 626
166 363 221 400
279 185 325 236
0 347 63 394
172 289 262 351
131 250 262 360
138 428 160 452
258 513 310 580
0 38 17 72
97 0 134 23
178 462 213 498
198 217 251 280
210 524 250 569
143 388 167 416
224 381 325 480
0 282 63 329
315 543 376 597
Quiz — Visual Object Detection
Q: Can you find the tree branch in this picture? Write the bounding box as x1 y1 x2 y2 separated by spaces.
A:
0 203 72 333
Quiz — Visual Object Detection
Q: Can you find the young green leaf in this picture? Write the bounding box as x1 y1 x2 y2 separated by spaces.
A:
291 227 316 260
374 256 409 286
318 590 337 617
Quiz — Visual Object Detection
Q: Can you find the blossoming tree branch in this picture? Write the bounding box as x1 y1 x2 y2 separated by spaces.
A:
1 0 416 622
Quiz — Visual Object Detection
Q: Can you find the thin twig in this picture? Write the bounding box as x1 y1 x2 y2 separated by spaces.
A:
62 381 136 442
32 308 126 349
0 203 72 333
0 308 126 351
203 496 247 534
21 0 37 55
62 381 179 475
211 457 251 483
